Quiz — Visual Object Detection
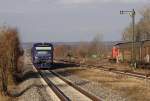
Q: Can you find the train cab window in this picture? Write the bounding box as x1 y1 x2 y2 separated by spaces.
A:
36 51 50 55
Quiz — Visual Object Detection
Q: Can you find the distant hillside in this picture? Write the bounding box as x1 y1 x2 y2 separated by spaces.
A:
22 42 33 49
22 41 121 49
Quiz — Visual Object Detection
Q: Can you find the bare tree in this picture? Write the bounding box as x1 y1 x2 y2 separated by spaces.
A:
0 27 22 94
76 42 88 58
88 33 104 58
122 7 150 41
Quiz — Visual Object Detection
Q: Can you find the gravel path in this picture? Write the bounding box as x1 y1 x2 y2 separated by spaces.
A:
14 54 55 101
54 67 127 101
16 70 53 101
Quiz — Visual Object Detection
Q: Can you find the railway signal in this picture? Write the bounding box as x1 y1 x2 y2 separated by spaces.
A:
120 9 136 68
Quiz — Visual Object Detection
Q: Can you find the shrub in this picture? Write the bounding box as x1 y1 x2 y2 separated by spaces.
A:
0 27 22 94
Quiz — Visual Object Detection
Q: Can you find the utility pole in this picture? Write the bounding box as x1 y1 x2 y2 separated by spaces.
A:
120 9 136 68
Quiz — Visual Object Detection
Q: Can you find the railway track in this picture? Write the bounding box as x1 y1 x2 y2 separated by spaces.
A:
36 68 101 101
56 59 150 80
91 65 150 79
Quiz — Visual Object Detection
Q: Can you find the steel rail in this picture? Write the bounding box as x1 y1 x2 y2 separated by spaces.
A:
56 59 150 80
50 70 102 101
38 70 71 101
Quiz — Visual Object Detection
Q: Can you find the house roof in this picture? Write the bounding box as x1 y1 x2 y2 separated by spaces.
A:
114 40 150 46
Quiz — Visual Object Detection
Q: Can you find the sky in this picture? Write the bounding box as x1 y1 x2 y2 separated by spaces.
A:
0 0 149 42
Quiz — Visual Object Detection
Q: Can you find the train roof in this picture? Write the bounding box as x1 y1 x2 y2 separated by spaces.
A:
33 43 53 47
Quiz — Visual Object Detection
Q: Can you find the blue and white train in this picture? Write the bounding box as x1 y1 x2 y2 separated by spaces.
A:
31 43 53 68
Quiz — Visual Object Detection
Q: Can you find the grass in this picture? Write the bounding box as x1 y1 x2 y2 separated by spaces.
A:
0 73 16 101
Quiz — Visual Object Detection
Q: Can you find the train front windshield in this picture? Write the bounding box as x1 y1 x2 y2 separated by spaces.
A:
35 47 52 56
36 51 50 55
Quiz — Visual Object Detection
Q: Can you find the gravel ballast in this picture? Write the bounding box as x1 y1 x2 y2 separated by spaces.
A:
54 67 126 101
53 67 150 101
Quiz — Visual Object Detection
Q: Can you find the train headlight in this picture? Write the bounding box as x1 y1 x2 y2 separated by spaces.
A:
35 56 38 59
48 57 51 59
